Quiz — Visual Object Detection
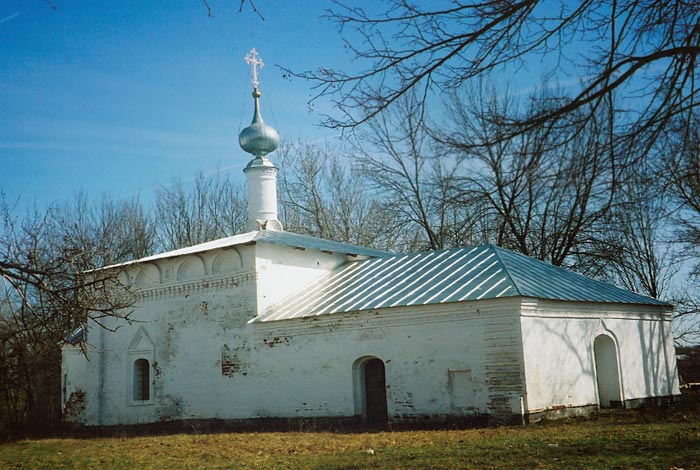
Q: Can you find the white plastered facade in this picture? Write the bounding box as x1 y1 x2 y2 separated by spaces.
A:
520 299 679 415
61 236 680 426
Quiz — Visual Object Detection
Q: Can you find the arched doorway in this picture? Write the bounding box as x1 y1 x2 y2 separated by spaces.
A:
353 357 388 424
364 358 388 424
594 335 622 408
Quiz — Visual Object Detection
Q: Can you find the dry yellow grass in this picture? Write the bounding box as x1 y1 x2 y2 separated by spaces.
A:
2 400 700 469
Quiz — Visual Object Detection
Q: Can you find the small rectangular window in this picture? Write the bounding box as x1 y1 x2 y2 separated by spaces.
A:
133 359 150 401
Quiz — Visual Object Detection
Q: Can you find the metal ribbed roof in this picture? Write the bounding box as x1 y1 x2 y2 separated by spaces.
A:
493 247 670 306
255 244 669 322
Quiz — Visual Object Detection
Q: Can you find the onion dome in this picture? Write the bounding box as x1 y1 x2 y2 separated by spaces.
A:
238 88 280 157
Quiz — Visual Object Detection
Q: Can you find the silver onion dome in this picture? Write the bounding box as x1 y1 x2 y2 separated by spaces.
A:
238 88 280 157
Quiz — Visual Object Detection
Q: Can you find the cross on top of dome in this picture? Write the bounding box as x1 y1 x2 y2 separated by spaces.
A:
245 48 264 89
238 49 280 158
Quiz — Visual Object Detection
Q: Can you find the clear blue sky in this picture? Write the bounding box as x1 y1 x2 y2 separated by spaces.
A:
0 0 347 211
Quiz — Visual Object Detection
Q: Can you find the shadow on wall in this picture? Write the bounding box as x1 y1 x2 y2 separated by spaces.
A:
527 318 597 407
637 320 674 397
531 314 675 411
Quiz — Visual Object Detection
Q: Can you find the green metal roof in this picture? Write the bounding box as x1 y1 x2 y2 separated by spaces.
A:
255 244 670 322
492 246 670 306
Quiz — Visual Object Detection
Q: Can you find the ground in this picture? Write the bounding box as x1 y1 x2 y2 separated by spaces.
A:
2 391 699 469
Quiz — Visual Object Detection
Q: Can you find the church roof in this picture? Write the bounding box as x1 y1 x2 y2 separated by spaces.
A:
254 230 389 257
105 230 388 268
254 244 670 322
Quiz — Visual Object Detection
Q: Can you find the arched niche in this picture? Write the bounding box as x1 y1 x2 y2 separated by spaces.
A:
593 334 623 408
133 263 161 288
176 255 206 281
116 270 130 286
211 248 243 276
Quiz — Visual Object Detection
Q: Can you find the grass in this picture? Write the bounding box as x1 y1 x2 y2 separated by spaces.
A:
2 396 700 469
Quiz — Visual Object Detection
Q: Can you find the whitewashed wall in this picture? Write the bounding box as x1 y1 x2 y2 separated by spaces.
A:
61 346 88 423
520 298 680 414
249 298 525 421
92 296 525 425
254 242 349 312
63 234 528 425
63 241 355 425
63 239 680 427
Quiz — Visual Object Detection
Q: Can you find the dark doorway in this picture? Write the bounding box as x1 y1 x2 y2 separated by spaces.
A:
364 358 388 424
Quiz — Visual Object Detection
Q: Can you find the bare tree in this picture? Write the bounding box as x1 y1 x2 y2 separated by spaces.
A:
351 92 483 251
659 112 700 344
591 168 678 299
664 113 700 271
277 140 404 251
51 192 155 266
155 171 247 251
293 0 699 153
437 83 619 268
673 294 700 345
0 196 134 434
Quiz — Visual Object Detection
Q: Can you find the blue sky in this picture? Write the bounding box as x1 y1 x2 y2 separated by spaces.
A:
0 1 607 215
0 0 347 211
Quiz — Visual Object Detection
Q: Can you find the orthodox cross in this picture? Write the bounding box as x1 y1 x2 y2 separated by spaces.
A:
245 48 264 89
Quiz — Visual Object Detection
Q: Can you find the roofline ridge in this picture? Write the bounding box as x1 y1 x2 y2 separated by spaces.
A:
98 230 261 270
488 244 671 307
394 245 468 258
254 230 392 256
487 244 524 297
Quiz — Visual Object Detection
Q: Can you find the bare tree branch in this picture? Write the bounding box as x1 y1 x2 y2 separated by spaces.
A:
239 0 265 21
290 0 699 153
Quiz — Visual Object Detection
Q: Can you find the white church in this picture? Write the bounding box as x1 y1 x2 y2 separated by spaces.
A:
61 51 680 428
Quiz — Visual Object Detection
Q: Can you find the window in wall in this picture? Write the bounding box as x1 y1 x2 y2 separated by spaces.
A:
133 359 150 401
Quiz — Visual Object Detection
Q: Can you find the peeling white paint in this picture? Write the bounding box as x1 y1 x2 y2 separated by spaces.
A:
62 239 680 426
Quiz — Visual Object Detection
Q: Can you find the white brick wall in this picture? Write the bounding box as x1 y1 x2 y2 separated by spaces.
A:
62 241 679 426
